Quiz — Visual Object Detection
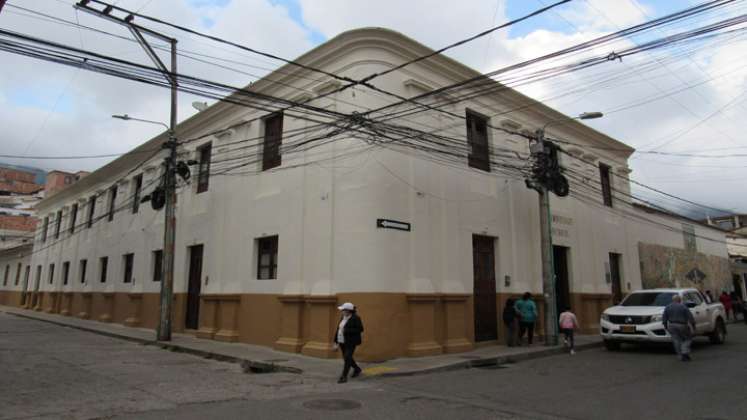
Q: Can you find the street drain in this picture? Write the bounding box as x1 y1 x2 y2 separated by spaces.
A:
303 399 362 411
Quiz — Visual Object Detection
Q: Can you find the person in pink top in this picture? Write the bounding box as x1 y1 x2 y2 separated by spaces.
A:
719 291 733 321
558 307 579 355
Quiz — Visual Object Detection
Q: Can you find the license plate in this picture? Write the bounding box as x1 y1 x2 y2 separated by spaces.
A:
620 325 636 333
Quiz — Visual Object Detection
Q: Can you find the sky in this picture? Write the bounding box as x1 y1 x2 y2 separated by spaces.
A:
1 0 746 217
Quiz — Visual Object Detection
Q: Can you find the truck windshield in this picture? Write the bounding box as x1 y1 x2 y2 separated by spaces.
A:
621 292 676 307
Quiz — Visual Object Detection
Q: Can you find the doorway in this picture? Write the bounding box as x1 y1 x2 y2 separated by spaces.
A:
553 246 571 315
185 245 204 330
609 253 623 304
473 235 497 342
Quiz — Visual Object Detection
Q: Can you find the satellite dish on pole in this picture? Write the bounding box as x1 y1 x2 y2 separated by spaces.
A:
192 101 208 112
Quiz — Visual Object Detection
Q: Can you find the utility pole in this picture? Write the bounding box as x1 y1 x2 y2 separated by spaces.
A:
76 0 178 341
528 112 602 347
160 38 177 341
531 130 559 347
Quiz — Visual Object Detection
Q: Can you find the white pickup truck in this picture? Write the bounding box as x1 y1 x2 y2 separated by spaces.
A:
600 288 727 351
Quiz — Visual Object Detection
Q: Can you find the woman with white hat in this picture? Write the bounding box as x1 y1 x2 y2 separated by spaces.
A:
332 302 364 383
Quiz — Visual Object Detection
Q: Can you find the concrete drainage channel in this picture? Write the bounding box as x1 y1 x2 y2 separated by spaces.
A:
144 343 300 374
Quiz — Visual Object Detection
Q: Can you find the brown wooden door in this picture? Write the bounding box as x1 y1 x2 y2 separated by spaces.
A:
473 235 497 342
185 245 203 330
609 253 622 304
553 246 571 314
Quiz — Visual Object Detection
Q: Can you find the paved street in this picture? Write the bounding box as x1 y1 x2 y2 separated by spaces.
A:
2 313 747 420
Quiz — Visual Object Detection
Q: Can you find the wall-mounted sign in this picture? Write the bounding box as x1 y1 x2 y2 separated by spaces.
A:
376 218 411 232
685 268 707 283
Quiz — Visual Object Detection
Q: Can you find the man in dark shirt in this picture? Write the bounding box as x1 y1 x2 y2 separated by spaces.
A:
662 294 696 361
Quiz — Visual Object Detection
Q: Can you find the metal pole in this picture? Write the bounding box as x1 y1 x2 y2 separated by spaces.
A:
535 129 558 346
157 39 177 341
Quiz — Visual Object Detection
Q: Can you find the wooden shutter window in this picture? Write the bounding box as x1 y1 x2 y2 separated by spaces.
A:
132 174 143 213
197 144 211 194
262 113 283 171
70 203 78 234
87 196 96 228
123 253 134 283
100 257 108 283
257 236 278 280
62 261 70 285
599 163 613 207
466 110 490 172
41 216 49 242
80 259 87 284
108 186 117 222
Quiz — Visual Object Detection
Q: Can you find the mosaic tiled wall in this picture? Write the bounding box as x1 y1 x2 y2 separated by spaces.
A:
638 242 731 292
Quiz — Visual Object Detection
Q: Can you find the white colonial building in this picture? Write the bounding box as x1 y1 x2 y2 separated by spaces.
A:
0 28 731 360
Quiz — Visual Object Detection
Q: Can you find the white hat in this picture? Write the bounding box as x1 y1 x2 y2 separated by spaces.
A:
338 302 355 311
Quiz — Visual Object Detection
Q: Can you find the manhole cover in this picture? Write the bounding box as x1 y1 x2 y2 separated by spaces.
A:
303 399 362 411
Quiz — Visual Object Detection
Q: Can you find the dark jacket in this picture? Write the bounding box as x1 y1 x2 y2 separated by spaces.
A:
502 300 517 324
333 312 364 346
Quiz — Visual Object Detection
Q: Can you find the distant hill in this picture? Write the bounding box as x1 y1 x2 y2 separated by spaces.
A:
0 162 47 184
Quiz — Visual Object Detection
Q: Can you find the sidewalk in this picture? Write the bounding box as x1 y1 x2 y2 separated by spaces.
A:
0 304 601 380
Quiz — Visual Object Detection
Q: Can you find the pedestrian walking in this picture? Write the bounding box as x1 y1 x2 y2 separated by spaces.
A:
719 291 733 321
704 290 715 304
735 293 747 324
502 298 518 347
558 306 579 355
515 292 537 345
729 292 742 321
332 302 364 383
662 294 696 361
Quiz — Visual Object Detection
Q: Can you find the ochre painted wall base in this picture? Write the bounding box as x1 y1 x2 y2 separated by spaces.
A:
0 290 612 361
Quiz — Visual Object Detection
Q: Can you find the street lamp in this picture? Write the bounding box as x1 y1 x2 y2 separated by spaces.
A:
541 111 603 132
534 111 603 347
112 114 170 131
112 113 177 342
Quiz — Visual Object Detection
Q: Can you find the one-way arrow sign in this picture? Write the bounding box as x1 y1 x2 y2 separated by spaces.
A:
376 218 411 232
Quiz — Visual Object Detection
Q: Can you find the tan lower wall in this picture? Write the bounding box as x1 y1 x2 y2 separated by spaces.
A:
0 291 23 307
0 290 611 360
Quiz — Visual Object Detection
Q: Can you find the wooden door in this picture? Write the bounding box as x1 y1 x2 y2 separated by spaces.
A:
609 253 622 304
185 245 203 330
473 235 497 342
553 246 571 314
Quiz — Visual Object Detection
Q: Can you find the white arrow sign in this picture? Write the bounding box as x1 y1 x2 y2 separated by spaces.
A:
376 218 411 232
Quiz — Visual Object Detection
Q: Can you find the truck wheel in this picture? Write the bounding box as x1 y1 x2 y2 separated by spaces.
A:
709 319 726 344
604 340 621 351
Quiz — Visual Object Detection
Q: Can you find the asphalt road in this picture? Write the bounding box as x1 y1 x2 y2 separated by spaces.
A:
2 312 746 420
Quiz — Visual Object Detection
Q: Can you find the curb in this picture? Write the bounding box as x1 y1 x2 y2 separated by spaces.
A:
367 340 603 380
1 309 302 375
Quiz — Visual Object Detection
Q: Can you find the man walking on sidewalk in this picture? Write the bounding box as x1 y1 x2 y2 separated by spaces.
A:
662 294 696 362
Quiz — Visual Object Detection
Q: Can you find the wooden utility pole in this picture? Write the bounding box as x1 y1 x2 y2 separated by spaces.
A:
533 129 559 346
76 0 178 341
